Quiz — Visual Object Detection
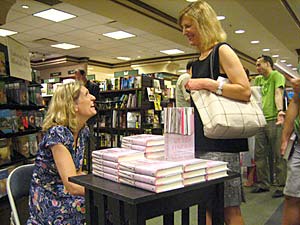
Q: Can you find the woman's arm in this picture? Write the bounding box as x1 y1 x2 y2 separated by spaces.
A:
51 144 85 196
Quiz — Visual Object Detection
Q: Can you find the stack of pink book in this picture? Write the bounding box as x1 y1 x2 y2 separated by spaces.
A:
119 158 184 193
205 160 229 181
92 148 145 182
121 134 165 160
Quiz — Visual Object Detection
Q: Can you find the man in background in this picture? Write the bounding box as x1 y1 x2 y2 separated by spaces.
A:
75 69 100 101
252 55 287 198
175 60 193 107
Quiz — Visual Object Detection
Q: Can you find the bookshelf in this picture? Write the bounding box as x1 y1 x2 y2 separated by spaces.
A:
94 75 174 149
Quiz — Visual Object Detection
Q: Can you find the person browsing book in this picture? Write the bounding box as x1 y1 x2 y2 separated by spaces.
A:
179 1 250 225
280 75 300 225
252 55 286 198
175 60 194 107
27 81 97 225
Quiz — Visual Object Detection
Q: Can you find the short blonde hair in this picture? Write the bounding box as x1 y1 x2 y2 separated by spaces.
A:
42 81 82 133
179 0 227 52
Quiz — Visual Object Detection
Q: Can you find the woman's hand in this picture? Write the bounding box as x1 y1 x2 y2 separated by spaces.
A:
185 78 217 91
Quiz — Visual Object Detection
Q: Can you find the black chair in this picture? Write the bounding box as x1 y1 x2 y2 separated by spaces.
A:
6 164 34 225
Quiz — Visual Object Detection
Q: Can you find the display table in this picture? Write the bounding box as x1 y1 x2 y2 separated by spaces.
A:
69 172 239 225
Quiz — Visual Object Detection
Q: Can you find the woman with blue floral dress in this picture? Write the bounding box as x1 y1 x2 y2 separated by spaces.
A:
27 81 97 224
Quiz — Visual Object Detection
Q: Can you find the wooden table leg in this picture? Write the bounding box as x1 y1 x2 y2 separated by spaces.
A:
94 193 105 225
163 213 174 225
198 204 206 225
212 183 224 225
181 208 189 225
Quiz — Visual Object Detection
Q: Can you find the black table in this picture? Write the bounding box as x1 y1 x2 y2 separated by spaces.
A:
70 172 239 225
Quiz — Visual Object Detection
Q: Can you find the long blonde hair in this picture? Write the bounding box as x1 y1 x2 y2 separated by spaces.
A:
179 0 227 52
42 81 82 133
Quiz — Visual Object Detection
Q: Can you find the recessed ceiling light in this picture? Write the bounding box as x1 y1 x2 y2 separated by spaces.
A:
0 28 18 36
287 64 292 67
217 15 226 21
234 29 245 34
272 54 279 58
292 68 297 71
51 43 80 49
22 5 29 9
33 9 76 22
178 69 187 73
117 56 131 61
280 59 286 63
250 40 260 44
262 48 270 52
103 31 135 40
160 49 184 55
186 0 198 2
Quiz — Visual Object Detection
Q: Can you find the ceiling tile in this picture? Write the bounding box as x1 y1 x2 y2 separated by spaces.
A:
43 23 76 34
17 15 54 28
0 21 35 33
85 24 117 35
6 9 27 22
61 17 100 29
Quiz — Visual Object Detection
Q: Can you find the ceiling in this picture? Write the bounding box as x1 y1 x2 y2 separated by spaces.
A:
1 0 300 74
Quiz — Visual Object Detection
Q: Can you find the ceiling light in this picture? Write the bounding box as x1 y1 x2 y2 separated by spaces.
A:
22 5 29 9
103 31 135 40
272 54 279 58
0 28 18 36
33 9 76 22
234 29 245 34
250 40 260 44
51 43 80 49
217 16 226 21
117 56 131 61
262 48 270 52
160 49 184 55
292 68 297 71
280 59 286 63
287 64 292 67
178 69 187 73
186 0 198 2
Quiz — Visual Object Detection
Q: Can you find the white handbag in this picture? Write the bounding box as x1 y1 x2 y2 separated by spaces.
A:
191 44 266 139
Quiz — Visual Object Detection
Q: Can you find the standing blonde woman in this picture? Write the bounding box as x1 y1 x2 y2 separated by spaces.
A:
179 1 250 224
27 81 97 224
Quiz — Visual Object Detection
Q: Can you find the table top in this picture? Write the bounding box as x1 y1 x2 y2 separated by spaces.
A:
69 172 239 204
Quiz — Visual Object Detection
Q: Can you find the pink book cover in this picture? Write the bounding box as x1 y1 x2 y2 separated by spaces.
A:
182 168 206 179
93 170 119 183
120 177 184 193
92 148 144 162
122 134 164 146
119 170 183 185
131 144 165 153
175 158 209 172
145 150 165 159
92 165 119 176
119 158 183 177
205 170 228 181
92 158 119 169
206 160 228 174
183 175 206 186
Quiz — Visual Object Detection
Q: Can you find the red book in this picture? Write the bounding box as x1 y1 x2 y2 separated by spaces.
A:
92 148 144 163
119 158 183 177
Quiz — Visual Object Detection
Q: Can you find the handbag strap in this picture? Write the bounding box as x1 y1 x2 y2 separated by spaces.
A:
209 42 230 80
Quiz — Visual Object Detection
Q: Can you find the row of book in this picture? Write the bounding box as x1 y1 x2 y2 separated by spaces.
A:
91 147 228 193
99 76 142 91
0 132 41 166
0 109 44 134
98 92 142 110
0 81 43 106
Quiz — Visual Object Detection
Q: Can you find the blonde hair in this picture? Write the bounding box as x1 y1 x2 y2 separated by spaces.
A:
42 81 82 133
179 0 227 52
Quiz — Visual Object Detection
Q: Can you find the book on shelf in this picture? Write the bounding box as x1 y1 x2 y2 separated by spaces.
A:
0 81 7 104
92 148 145 163
119 170 183 186
183 175 206 186
0 168 9 198
206 161 228 174
146 87 155 102
119 158 183 177
122 134 164 146
182 168 206 179
92 158 119 169
205 170 228 181
0 138 11 165
120 177 184 193
176 158 209 172
92 165 119 176
283 132 297 160
92 169 119 183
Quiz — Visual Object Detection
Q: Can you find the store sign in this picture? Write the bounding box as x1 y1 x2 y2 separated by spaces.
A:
114 69 138 78
7 37 31 81
50 72 61 77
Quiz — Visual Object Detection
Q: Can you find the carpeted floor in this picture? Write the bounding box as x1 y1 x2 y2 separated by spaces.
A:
264 202 284 225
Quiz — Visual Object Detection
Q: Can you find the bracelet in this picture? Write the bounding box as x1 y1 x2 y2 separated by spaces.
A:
277 109 283 113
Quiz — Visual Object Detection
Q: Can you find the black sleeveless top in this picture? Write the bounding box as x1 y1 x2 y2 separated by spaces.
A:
191 43 248 153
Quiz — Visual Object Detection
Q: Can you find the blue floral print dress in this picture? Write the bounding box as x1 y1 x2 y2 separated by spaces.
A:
27 125 89 225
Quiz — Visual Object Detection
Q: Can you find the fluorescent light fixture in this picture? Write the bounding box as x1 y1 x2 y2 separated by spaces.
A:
0 28 18 36
160 49 184 55
234 29 245 34
117 56 131 61
292 68 297 71
272 54 279 58
103 31 135 40
250 40 260 44
186 0 198 2
33 9 76 22
262 48 270 52
178 69 187 73
274 59 298 78
287 64 292 67
217 15 226 20
280 59 286 63
22 5 29 9
51 43 80 50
